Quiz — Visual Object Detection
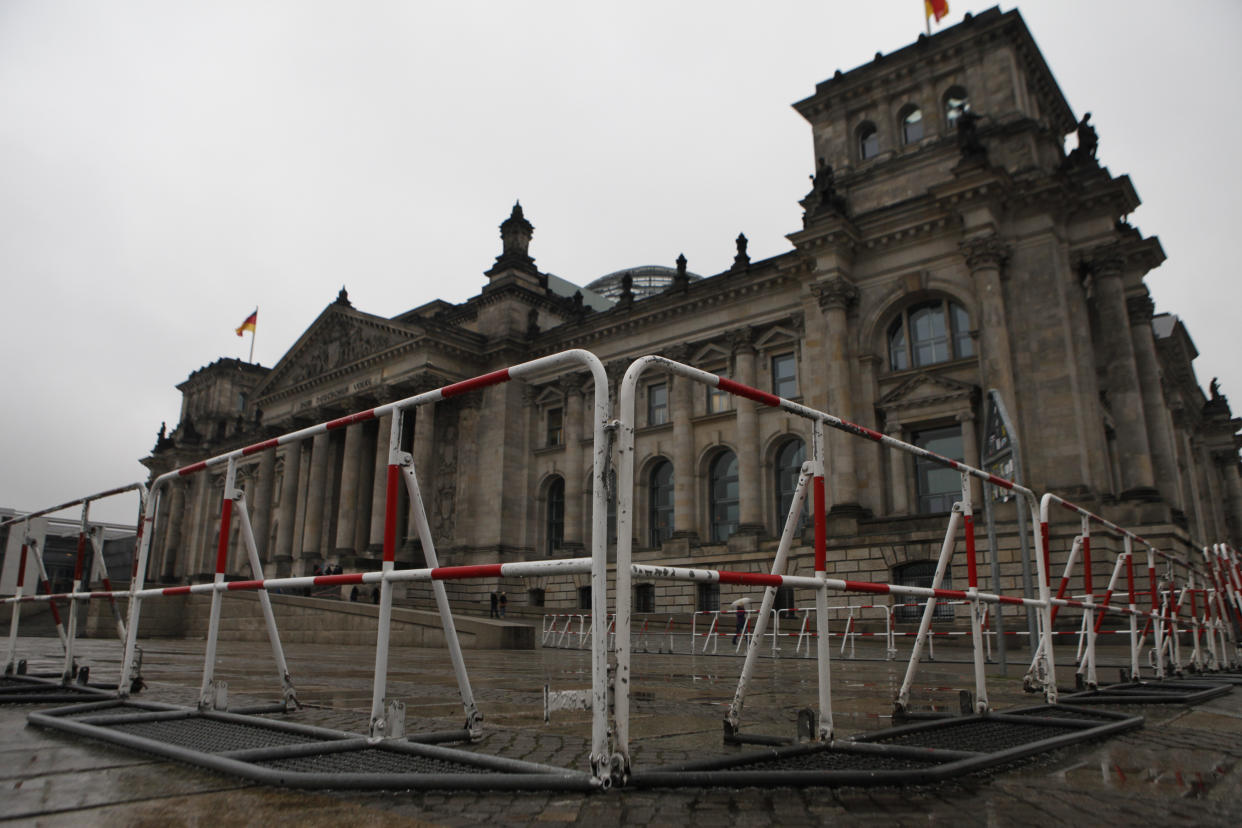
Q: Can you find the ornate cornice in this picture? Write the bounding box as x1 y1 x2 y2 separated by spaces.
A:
726 326 757 354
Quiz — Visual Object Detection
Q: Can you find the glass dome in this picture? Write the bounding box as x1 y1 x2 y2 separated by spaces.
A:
586 265 702 301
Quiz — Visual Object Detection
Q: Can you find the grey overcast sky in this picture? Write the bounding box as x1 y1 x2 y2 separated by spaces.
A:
2 1 1240 524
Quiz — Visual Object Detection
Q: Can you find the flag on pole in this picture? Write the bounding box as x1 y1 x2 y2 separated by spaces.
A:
235 310 257 337
925 0 949 24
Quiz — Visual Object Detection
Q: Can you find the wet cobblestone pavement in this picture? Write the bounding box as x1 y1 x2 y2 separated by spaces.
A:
3 635 1242 826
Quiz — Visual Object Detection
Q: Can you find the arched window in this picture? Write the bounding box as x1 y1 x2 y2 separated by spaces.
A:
899 104 924 144
709 450 739 542
887 299 974 371
648 459 674 547
545 476 564 556
774 438 807 531
858 121 880 160
944 85 969 126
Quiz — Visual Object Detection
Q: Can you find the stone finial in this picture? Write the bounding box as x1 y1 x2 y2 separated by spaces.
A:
486 201 538 276
618 272 634 307
335 285 352 306
668 254 690 292
811 275 859 312
959 237 1011 272
733 233 751 269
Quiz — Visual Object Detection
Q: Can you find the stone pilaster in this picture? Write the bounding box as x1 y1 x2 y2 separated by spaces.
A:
163 481 187 581
1089 250 1156 499
886 424 909 516
812 275 861 515
563 383 585 549
1128 293 1180 508
959 236 1018 421
668 347 696 540
409 404 436 562
729 327 764 533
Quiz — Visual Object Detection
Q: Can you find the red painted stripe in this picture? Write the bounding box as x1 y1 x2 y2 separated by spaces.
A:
843 580 891 595
1093 588 1115 634
74 532 87 581
716 377 781 407
1058 500 1079 514
1149 565 1158 613
934 588 968 600
242 438 280 456
1082 535 1093 596
964 513 977 589
813 475 826 573
179 461 208 476
442 368 511 399
326 409 377 430
163 586 192 595
227 579 266 591
1040 522 1052 587
998 595 1026 605
717 571 784 587
1126 554 1135 606
47 594 62 626
986 473 1015 490
314 573 365 586
215 498 234 574
382 464 400 563
1063 599 1086 610
16 545 26 588
431 564 504 580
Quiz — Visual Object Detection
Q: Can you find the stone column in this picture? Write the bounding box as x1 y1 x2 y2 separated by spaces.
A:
368 413 393 554
410 404 436 562
273 441 301 576
1128 293 1181 508
729 328 764 533
185 472 209 578
886 424 909 516
350 422 377 558
1218 455 1242 548
960 237 1019 423
251 445 277 563
813 276 860 513
959 410 981 507
1090 252 1156 498
334 422 365 557
301 431 330 571
162 481 186 581
669 350 696 539
563 383 585 550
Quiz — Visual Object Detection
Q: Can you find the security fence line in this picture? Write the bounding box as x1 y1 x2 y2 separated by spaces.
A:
3 349 1241 790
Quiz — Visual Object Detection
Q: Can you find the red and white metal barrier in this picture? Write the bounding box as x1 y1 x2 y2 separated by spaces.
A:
2 483 146 682
110 349 617 784
611 354 1047 779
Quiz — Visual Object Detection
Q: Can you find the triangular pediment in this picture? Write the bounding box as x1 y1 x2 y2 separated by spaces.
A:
255 306 419 399
878 372 977 412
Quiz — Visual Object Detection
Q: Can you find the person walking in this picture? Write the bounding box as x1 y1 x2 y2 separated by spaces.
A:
489 591 499 618
499 591 508 618
731 596 752 645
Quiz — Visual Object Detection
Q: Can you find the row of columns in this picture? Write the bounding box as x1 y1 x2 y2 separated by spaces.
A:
155 406 437 581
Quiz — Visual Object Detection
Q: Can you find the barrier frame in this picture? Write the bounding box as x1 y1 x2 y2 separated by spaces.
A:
112 348 616 784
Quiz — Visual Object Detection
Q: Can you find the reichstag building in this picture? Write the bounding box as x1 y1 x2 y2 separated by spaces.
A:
142 8 1242 618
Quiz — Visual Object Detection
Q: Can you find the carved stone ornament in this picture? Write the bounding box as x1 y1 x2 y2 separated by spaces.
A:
811 276 859 313
663 344 692 364
726 326 756 353
959 237 1010 272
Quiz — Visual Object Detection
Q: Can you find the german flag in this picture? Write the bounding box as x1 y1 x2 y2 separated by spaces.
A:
235 310 257 337
926 0 949 23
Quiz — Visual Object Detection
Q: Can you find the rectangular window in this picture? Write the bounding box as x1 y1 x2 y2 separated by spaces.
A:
546 407 563 447
696 582 720 613
647 382 668 426
912 425 964 513
635 584 655 614
707 367 731 413
771 353 798 398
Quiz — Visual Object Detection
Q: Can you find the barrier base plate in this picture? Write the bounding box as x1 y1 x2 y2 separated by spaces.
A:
28 699 597 791
1058 679 1232 705
0 675 116 705
629 705 1141 788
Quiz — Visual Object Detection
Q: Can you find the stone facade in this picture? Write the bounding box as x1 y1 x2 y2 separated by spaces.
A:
142 9 1241 621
